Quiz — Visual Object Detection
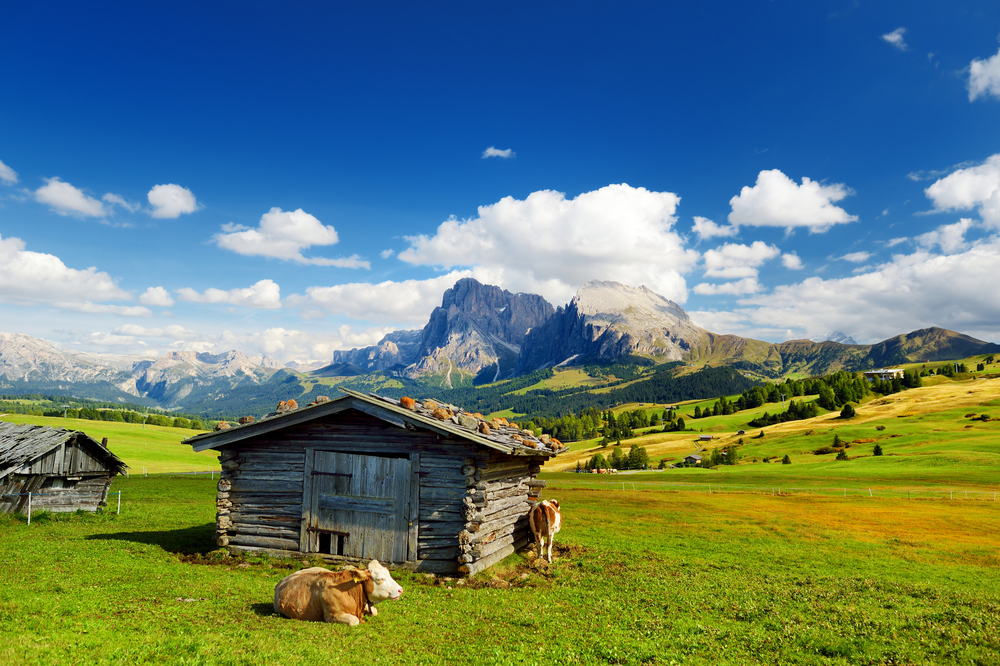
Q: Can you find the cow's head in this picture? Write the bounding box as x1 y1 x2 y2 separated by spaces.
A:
548 499 560 511
366 560 403 603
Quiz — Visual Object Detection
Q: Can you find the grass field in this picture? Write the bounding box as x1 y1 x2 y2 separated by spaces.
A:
0 414 217 473
1 474 998 665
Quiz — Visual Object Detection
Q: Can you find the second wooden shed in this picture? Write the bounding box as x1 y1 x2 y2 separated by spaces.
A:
185 389 565 574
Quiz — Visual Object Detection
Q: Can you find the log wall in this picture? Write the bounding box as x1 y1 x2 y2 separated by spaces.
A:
209 410 547 574
0 473 113 514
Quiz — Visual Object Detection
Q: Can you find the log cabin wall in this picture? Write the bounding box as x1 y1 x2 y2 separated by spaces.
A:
210 408 546 575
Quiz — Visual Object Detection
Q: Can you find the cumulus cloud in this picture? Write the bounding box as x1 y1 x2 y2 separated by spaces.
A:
398 184 698 306
691 216 738 240
103 193 141 213
968 48 1000 102
781 253 804 269
917 218 975 253
35 178 107 217
703 241 780 279
839 251 871 263
147 184 200 218
380 249 394 259
176 279 282 309
0 159 18 185
113 324 198 339
693 278 761 296
882 27 908 51
924 154 1000 226
482 147 515 159
694 236 1000 343
0 234 135 310
214 207 368 267
728 170 858 232
300 270 476 324
139 286 175 307
56 302 152 317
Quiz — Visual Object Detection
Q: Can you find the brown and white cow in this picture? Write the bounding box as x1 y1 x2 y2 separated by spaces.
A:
273 560 402 626
528 499 562 562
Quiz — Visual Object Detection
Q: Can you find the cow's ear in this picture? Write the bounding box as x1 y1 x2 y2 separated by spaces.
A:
353 570 372 583
551 500 560 509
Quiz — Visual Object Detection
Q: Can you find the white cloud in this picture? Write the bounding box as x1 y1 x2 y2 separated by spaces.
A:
882 27 908 51
839 251 871 263
482 147 515 159
139 286 175 307
35 177 107 217
380 249 395 259
691 216 738 240
728 170 858 232
697 235 1000 343
693 278 761 296
0 234 133 309
886 237 909 247
147 184 199 218
176 279 282 309
781 253 803 269
103 193 141 212
917 218 975 253
113 324 198 339
55 302 152 317
924 154 1000 227
0 159 18 185
214 207 369 267
702 241 780 279
968 48 1000 102
300 270 475 324
398 184 698 306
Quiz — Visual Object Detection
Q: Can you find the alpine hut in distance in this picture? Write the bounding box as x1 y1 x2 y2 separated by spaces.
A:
184 389 565 575
0 422 128 515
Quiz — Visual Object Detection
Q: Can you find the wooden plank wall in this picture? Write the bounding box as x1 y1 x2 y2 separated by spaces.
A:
0 474 112 513
18 439 112 476
210 411 546 575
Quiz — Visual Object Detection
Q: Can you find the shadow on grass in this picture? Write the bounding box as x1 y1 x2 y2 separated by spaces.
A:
86 523 217 554
251 602 280 618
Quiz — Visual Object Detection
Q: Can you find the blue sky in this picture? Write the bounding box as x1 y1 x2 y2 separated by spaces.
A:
2 1 1000 363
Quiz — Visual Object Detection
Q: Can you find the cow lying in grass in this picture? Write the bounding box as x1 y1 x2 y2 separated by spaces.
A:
529 499 562 562
273 560 402 626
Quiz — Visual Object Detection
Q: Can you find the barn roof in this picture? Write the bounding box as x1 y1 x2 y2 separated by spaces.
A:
184 389 566 457
0 422 128 480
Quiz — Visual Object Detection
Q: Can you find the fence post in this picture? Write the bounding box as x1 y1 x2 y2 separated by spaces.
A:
632 482 635 491
27 492 31 525
709 485 711 494
843 488 846 497
965 491 968 499
117 490 121 515
869 488 872 497
950 490 953 500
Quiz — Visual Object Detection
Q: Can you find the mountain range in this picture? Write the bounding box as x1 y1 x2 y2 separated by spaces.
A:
1 278 998 416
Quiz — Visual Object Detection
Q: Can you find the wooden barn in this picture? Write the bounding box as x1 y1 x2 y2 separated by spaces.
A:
0 422 128 514
184 389 565 575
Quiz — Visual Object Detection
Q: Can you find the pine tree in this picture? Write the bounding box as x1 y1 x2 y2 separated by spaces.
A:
836 449 849 460
840 403 856 418
873 443 883 456
781 454 791 464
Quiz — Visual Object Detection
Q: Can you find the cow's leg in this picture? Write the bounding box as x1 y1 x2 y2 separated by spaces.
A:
325 609 361 626
367 605 378 616
546 531 555 562
537 535 546 559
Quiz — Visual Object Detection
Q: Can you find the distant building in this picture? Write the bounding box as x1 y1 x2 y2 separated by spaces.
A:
684 454 703 465
699 434 714 441
863 368 905 382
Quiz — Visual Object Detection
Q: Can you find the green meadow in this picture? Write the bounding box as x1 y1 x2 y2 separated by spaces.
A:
1 375 999 664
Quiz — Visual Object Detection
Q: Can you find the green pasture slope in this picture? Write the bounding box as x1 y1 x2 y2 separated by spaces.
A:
0 414 217 473
2 472 999 664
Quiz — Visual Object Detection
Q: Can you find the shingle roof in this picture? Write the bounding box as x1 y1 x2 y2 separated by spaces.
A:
185 388 567 457
0 422 128 479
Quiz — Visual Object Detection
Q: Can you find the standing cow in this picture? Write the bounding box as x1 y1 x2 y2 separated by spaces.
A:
528 499 562 562
273 559 402 626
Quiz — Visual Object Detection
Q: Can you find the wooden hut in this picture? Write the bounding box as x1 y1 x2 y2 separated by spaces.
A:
184 389 565 575
0 422 128 514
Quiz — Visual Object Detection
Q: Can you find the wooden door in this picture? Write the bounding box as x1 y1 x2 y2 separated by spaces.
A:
308 451 411 562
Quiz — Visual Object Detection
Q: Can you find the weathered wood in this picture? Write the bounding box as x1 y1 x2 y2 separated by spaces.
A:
420 508 465 523
418 545 461 560
419 486 470 500
464 512 527 539
460 464 475 476
228 501 302 515
228 479 303 494
408 452 420 562
229 523 300 539
468 529 529 559
226 512 301 527
228 471 304 482
458 536 529 576
417 521 465 535
525 479 546 488
227 534 300 550
466 497 529 523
